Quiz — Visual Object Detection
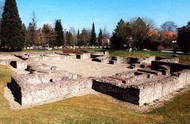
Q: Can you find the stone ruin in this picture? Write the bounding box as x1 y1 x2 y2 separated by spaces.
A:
0 51 190 107
93 58 190 106
9 71 93 106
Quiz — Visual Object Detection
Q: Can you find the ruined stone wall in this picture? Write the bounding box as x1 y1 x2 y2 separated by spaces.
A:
0 60 11 65
0 55 18 65
10 60 27 70
10 71 94 106
151 61 190 73
21 78 92 106
26 53 77 62
93 69 190 106
155 56 179 63
111 56 155 65
92 80 140 104
8 77 22 104
76 53 91 59
140 56 156 64
139 70 190 105
116 57 128 64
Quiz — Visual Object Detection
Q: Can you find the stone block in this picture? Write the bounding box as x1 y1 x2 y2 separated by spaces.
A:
10 60 27 70
76 53 91 59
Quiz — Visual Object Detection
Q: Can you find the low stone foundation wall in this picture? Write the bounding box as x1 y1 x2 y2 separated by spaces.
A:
76 53 91 59
139 70 190 105
92 69 190 106
9 71 94 106
10 60 27 70
0 59 11 65
92 80 140 104
141 56 156 64
156 56 179 63
109 56 156 65
0 55 18 65
152 61 190 73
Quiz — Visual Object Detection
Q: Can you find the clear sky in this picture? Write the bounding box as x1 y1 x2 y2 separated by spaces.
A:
1 0 190 33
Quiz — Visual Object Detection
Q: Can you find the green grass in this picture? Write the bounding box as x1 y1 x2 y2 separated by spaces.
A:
149 90 190 124
108 49 174 57
107 49 190 64
178 54 190 65
0 49 61 55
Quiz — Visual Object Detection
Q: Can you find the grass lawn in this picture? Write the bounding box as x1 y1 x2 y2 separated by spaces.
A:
107 49 190 65
82 48 190 64
149 90 190 124
0 49 61 55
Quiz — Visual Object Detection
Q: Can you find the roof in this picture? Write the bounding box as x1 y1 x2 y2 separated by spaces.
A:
160 32 177 39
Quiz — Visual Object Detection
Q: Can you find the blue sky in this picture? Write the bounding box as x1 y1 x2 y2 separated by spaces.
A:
1 0 190 33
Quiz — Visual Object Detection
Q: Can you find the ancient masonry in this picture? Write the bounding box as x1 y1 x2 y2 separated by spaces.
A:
0 51 190 107
93 62 190 105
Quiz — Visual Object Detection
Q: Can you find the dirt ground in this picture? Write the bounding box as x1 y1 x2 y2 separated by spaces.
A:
37 58 131 77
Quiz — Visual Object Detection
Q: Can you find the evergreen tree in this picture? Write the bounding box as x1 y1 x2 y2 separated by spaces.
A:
22 23 26 46
77 29 80 38
98 29 103 46
0 0 24 51
55 19 64 46
66 31 74 46
77 29 80 44
90 23 96 46
111 19 128 48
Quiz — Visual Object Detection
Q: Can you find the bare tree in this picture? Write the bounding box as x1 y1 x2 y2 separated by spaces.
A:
69 27 77 46
26 12 39 47
161 21 178 32
143 17 156 31
102 27 111 46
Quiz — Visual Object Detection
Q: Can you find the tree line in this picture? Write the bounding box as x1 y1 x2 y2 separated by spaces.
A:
0 0 110 51
111 18 190 53
24 22 110 48
0 0 190 53
111 18 179 51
